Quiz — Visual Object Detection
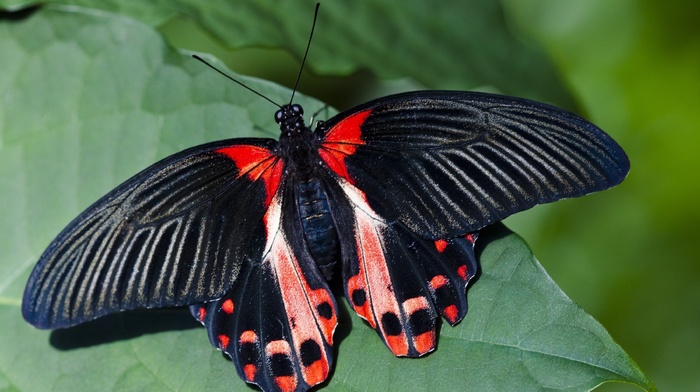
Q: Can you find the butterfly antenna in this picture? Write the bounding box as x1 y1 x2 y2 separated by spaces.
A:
191 54 282 108
289 3 320 105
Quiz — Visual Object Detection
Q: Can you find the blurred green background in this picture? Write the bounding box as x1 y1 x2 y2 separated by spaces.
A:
1 0 698 390
506 1 700 390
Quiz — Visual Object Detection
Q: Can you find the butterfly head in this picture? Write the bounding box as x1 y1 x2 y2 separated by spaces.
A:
275 103 307 136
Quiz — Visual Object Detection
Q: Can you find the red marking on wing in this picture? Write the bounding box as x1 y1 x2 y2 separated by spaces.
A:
261 195 336 387
465 233 477 244
429 275 449 290
264 199 337 345
355 212 406 354
434 239 448 253
429 274 463 324
413 331 435 355
275 377 296 392
218 334 230 349
197 307 206 322
265 340 297 392
221 299 234 314
319 109 371 183
238 330 259 383
402 297 435 355
340 181 410 356
385 334 409 357
239 330 258 344
216 145 283 206
346 274 374 328
402 297 428 314
243 364 257 382
265 340 291 355
444 305 459 324
305 359 328 387
457 265 468 280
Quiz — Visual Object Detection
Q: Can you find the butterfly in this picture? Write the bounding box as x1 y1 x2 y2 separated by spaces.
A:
21 9 629 392
22 88 629 391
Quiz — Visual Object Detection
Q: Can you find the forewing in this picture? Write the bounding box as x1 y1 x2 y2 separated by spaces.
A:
23 138 282 329
318 90 630 238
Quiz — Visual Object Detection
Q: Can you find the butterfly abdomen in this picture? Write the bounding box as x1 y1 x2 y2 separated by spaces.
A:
295 177 339 281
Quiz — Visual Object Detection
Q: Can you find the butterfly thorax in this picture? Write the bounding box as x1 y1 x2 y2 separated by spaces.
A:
276 103 316 170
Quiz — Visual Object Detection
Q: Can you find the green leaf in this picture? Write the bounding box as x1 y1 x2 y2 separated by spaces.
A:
0 6 653 392
0 0 573 106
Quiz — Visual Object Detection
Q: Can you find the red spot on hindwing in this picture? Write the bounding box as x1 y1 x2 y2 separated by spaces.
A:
239 330 258 344
275 377 296 392
444 305 459 324
434 239 448 253
265 340 297 392
402 297 435 355
347 274 374 327
197 307 206 322
429 275 449 290
218 334 230 349
216 145 283 206
385 332 409 357
221 299 234 314
319 109 371 183
413 330 436 355
465 233 477 244
238 330 259 381
457 265 468 280
243 364 257 382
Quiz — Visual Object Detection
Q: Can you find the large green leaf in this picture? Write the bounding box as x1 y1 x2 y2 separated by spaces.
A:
0 6 653 392
0 0 573 106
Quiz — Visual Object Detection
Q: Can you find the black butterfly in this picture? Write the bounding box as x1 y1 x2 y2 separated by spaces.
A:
22 87 629 391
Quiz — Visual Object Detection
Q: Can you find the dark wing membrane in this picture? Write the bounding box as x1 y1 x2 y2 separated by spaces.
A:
22 138 279 329
319 91 630 238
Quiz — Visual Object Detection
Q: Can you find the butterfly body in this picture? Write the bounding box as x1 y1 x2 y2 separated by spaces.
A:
277 106 343 280
23 91 629 392
295 176 340 280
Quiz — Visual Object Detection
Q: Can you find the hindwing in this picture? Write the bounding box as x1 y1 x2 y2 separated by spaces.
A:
322 176 478 357
191 180 338 392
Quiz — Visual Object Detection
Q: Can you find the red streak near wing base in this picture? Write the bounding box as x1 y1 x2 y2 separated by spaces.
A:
319 109 371 182
216 145 283 206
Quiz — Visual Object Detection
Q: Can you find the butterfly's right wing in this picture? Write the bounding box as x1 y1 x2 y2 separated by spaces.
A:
315 90 629 359
22 138 282 329
319 90 630 238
